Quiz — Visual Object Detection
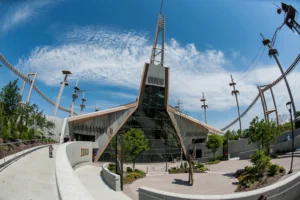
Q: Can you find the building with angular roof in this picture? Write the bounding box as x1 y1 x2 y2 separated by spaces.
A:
65 4 223 163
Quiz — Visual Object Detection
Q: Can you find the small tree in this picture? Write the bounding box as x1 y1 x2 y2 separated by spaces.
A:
250 150 271 175
248 117 280 151
123 128 149 170
10 120 19 140
206 133 223 160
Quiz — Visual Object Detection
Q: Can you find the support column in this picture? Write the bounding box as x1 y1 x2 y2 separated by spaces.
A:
26 72 37 105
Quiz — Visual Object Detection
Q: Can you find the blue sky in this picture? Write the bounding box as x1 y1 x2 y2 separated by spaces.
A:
0 0 300 131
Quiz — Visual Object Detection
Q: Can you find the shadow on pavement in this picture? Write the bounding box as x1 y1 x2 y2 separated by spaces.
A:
172 179 191 186
222 172 236 179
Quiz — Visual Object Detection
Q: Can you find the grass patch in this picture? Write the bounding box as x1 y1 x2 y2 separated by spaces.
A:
206 160 220 165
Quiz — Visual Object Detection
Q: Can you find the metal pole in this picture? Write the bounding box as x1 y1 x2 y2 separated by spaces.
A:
258 86 268 121
26 72 37 104
269 86 280 126
201 93 208 124
53 74 68 117
289 108 294 174
260 34 297 121
230 75 242 136
20 77 27 102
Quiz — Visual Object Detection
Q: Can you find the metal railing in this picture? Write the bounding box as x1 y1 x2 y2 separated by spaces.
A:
0 139 57 163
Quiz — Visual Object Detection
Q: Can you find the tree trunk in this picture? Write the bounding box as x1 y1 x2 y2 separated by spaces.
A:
133 161 135 170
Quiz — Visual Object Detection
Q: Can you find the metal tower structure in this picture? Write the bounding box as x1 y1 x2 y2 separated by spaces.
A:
20 72 38 105
276 2 300 35
150 0 165 66
80 92 87 115
70 80 80 117
95 104 99 112
260 33 297 122
175 99 181 111
200 92 208 124
229 75 242 135
258 85 279 126
53 70 71 117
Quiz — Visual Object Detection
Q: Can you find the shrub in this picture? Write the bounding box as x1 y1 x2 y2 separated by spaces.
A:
206 160 220 165
250 150 271 175
108 163 116 171
134 169 145 177
126 167 133 173
268 164 280 176
183 162 188 169
1 127 10 142
196 162 204 168
279 166 286 174
180 162 184 168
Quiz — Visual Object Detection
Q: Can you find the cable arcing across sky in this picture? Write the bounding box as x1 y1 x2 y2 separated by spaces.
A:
0 54 77 115
221 54 300 131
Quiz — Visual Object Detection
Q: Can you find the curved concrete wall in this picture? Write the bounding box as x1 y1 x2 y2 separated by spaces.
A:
139 171 300 200
102 163 121 191
55 142 95 200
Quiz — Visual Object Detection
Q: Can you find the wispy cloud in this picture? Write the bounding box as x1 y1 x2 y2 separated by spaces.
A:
17 26 300 129
1 0 55 32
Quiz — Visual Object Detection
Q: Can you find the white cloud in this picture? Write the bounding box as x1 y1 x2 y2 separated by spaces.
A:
230 49 240 58
17 26 300 129
1 0 54 32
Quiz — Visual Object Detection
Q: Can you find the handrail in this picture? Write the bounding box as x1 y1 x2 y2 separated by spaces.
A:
0 139 57 163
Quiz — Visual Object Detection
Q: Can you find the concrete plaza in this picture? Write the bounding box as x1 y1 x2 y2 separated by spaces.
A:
121 157 300 200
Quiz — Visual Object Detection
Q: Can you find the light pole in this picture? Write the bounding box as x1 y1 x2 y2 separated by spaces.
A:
53 70 71 117
286 101 294 174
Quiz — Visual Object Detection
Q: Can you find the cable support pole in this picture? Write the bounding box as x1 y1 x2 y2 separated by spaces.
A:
269 86 280 126
200 92 208 124
0 54 77 114
70 80 80 117
220 53 299 131
229 75 242 135
260 33 297 122
257 86 268 121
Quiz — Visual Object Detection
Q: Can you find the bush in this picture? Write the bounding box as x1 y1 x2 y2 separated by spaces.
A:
183 162 188 169
206 160 220 165
268 164 280 176
108 163 116 171
134 169 145 177
126 167 133 173
279 166 286 174
250 150 271 175
1 127 10 142
196 162 204 169
180 162 184 168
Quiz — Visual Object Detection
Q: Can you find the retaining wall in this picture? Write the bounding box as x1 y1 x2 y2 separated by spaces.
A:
55 142 95 200
101 163 121 191
139 170 300 200
228 140 259 158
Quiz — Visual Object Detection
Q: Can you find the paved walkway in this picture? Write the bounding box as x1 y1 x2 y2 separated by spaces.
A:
0 145 59 200
122 157 300 200
75 164 131 200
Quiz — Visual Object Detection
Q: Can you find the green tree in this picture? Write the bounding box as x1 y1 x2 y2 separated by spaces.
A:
123 128 149 170
223 130 236 141
27 128 36 140
1 126 10 142
0 79 21 120
10 120 19 140
296 111 300 118
250 150 271 175
248 117 280 151
206 133 223 159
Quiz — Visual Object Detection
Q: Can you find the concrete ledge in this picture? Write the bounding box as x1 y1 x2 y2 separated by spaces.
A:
0 144 49 169
138 171 300 200
102 163 121 191
55 142 95 200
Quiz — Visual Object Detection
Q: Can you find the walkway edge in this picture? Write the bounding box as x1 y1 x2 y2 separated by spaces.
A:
0 144 49 169
55 142 95 200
